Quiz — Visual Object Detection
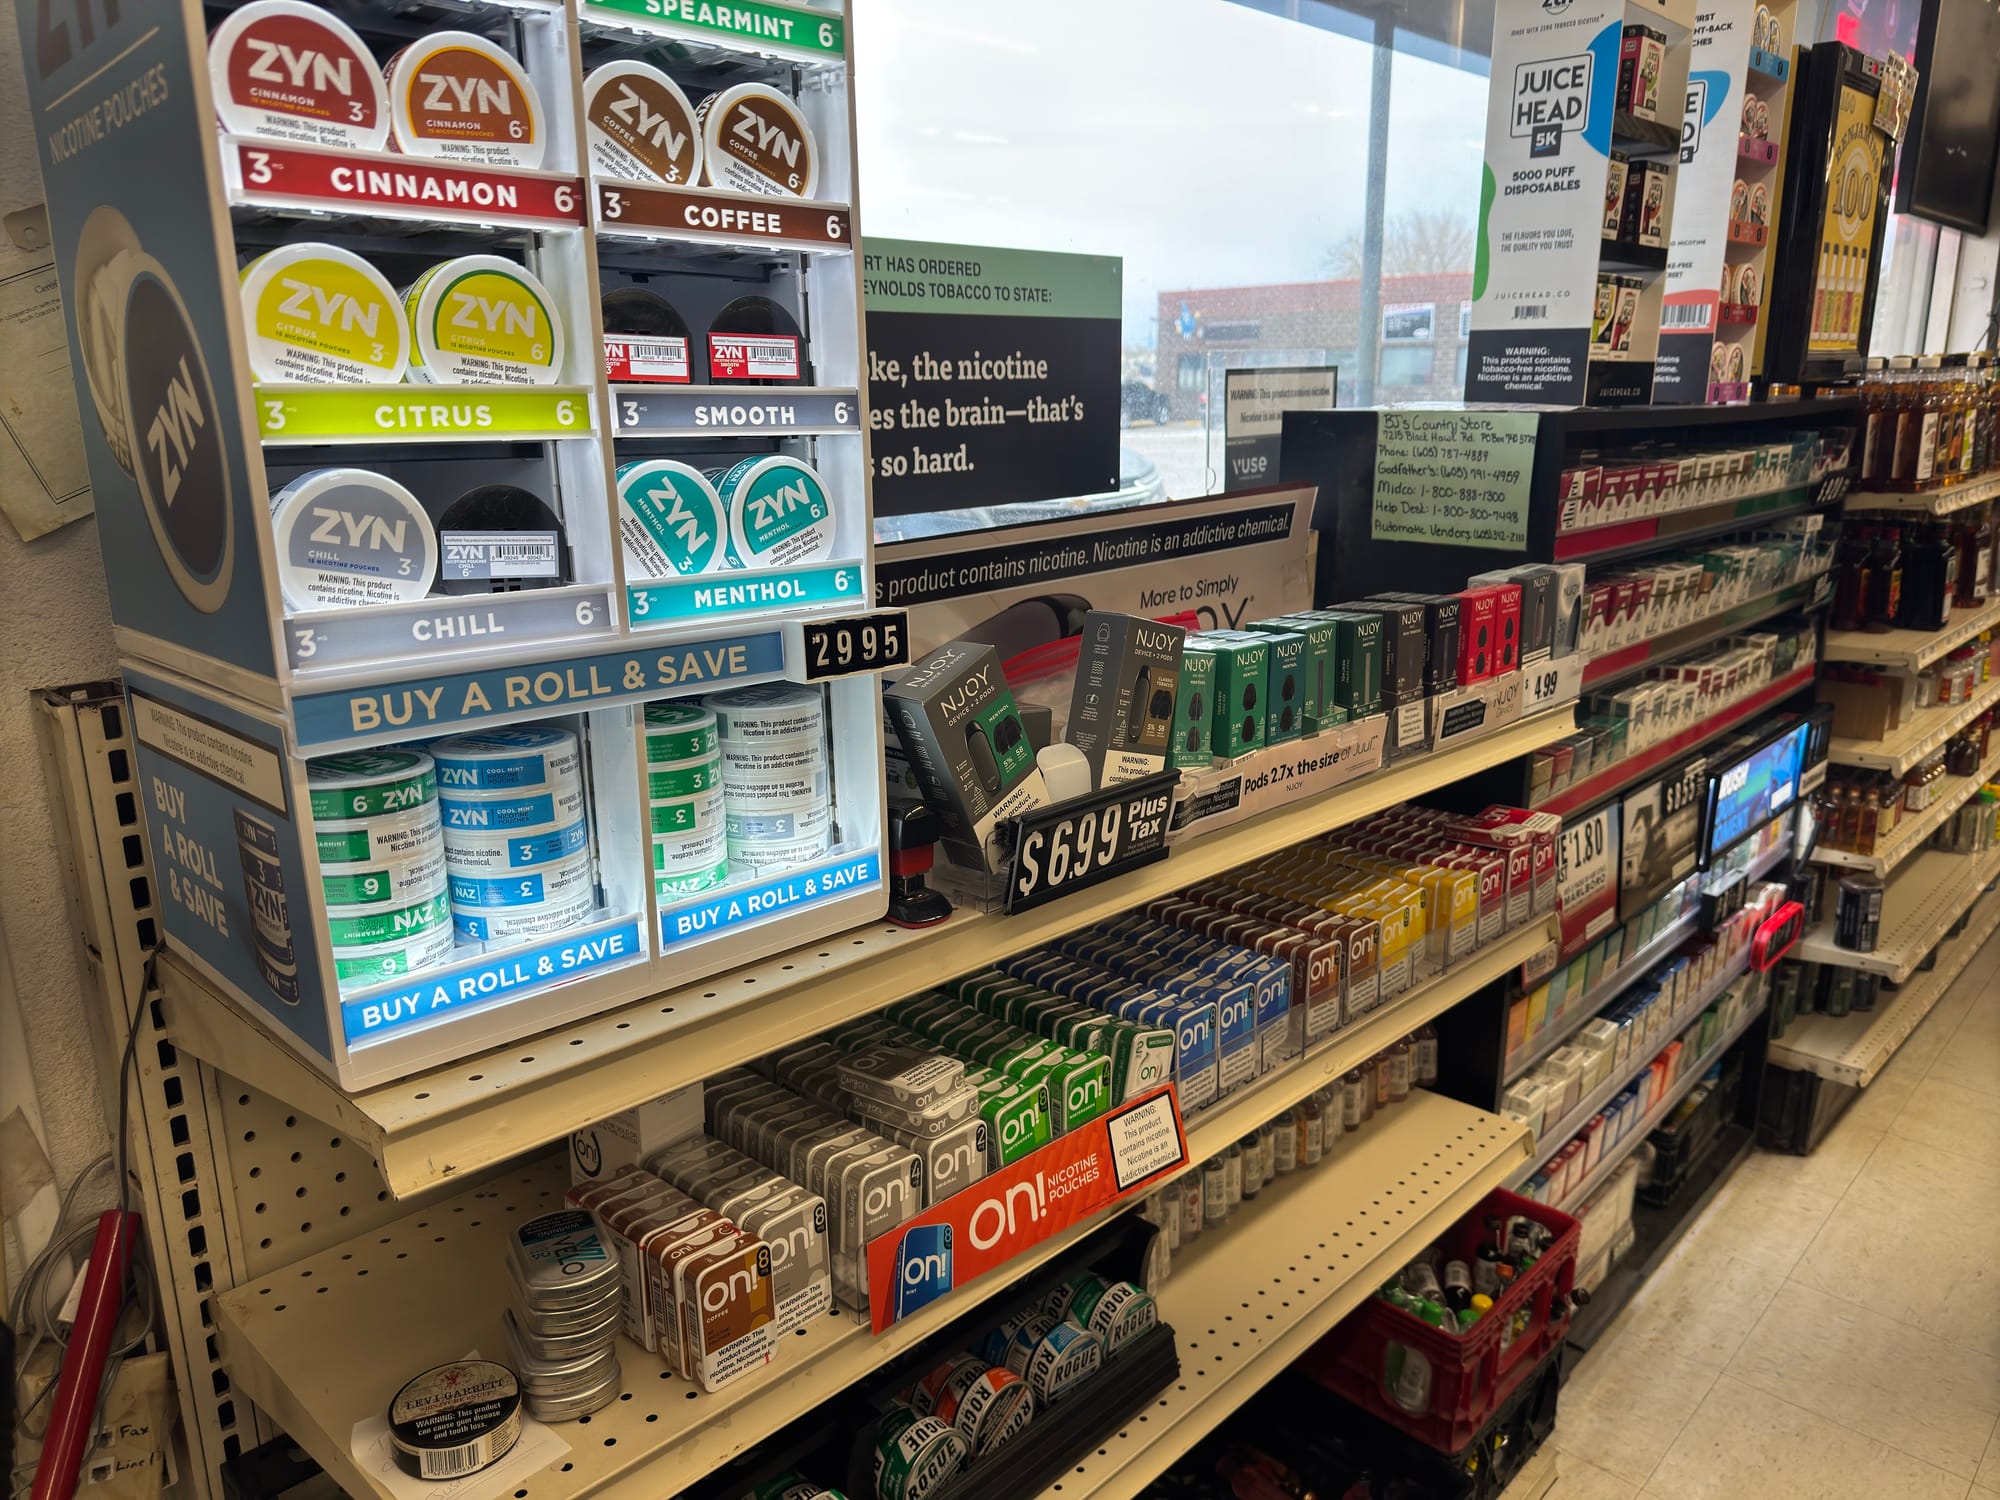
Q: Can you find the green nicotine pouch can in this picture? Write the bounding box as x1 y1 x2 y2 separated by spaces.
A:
324 887 452 947
644 701 720 762
713 455 837 570
307 749 437 821
618 460 728 579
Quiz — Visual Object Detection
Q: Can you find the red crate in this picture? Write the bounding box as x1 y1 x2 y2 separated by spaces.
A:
1299 1187 1579 1453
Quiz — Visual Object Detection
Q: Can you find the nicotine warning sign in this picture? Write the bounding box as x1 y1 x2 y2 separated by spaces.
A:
862 238 1120 517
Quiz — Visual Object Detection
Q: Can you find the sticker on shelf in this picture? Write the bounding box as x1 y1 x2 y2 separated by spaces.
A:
611 387 860 435
580 0 846 59
656 847 879 947
626 560 863 625
257 386 592 442
227 139 586 226
341 915 645 1042
284 585 618 673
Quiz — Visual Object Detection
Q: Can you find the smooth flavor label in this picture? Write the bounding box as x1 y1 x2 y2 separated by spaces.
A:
657 850 877 946
581 0 845 56
230 139 584 223
343 917 643 1041
257 385 590 440
627 561 861 624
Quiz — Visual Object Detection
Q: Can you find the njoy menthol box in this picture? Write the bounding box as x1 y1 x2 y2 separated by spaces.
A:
1066 612 1185 787
886 641 1051 873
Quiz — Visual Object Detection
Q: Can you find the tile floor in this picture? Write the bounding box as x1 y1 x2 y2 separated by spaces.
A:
1499 935 2000 1500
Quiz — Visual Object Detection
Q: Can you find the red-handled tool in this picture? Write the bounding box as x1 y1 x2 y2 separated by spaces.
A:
31 1210 139 1500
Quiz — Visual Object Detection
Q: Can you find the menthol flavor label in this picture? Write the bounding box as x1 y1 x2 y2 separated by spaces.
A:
331 917 457 986
454 886 595 942
307 750 437 821
319 842 447 905
448 848 593 908
649 785 723 836
439 817 589 872
714 457 835 571
430 725 581 791
645 755 720 802
324 887 452 947
618 460 727 580
439 783 584 833
316 806 444 866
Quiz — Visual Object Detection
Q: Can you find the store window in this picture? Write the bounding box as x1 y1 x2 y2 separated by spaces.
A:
855 0 1489 521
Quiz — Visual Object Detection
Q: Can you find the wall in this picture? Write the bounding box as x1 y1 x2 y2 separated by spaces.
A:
0 0 121 1276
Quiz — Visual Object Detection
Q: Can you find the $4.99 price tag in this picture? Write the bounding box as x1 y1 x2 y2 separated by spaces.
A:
1005 772 1179 913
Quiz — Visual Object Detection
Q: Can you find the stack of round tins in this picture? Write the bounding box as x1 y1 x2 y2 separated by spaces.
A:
502 1208 622 1422
431 725 595 942
235 808 301 1004
705 684 830 873
645 701 726 902
306 749 454 989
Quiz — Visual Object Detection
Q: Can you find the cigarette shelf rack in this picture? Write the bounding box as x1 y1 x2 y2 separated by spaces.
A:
1770 882 2000 1086
1791 841 2000 981
162 706 1574 1197
213 1089 1533 1500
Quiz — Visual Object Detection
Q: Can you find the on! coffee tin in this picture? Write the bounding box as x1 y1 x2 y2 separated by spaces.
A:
713 455 836 571
331 921 457 988
431 725 582 792
208 0 391 151
383 31 546 169
386 1360 522 1480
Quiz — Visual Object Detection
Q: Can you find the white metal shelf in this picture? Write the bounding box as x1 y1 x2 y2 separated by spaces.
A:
1509 946 1754 1189
1829 673 2000 774
1812 741 2000 878
1035 1093 1530 1500
1770 883 2000 1085
213 1086 1531 1500
1844 470 2000 517
1792 842 2000 980
1822 596 2000 672
162 708 1572 1198
1562 987 1768 1210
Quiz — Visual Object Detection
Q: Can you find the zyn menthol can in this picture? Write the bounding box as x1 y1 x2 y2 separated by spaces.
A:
430 725 582 793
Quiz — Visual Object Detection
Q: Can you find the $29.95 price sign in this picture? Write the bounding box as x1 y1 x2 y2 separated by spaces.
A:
1006 771 1179 913
792 611 909 682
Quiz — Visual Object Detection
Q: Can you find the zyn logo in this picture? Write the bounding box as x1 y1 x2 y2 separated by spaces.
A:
894 1224 953 1318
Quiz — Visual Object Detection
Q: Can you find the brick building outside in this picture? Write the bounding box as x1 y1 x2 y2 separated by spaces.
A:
1152 272 1475 419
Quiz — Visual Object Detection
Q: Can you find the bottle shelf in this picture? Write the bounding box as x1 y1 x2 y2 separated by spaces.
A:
1821 594 2000 672
1810 740 2000 880
1843 470 2000 517
1828 672 2000 773
1791 841 2000 980
1770 882 2000 1084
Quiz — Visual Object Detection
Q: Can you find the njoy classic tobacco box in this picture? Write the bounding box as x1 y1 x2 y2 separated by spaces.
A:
1066 611 1185 786
887 641 1050 872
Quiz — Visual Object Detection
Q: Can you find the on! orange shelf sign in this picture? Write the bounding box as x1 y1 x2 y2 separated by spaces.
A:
864 1086 1188 1333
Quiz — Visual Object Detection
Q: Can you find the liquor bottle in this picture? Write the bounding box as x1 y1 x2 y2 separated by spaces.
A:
1859 357 1890 483
1888 358 1923 490
1956 503 1993 606
1865 524 1903 632
1831 522 1872 631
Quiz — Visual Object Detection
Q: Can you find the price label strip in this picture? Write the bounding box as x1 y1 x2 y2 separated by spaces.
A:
226 138 585 229
257 386 594 443
612 387 862 436
1003 770 1179 914
785 610 909 682
595 182 851 253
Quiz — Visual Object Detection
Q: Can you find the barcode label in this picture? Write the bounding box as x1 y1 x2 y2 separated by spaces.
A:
1661 302 1712 329
419 1445 485 1479
604 335 691 383
1512 304 1547 320
440 531 562 580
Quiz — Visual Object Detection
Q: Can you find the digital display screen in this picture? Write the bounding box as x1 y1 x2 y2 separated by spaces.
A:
1705 723 1808 862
